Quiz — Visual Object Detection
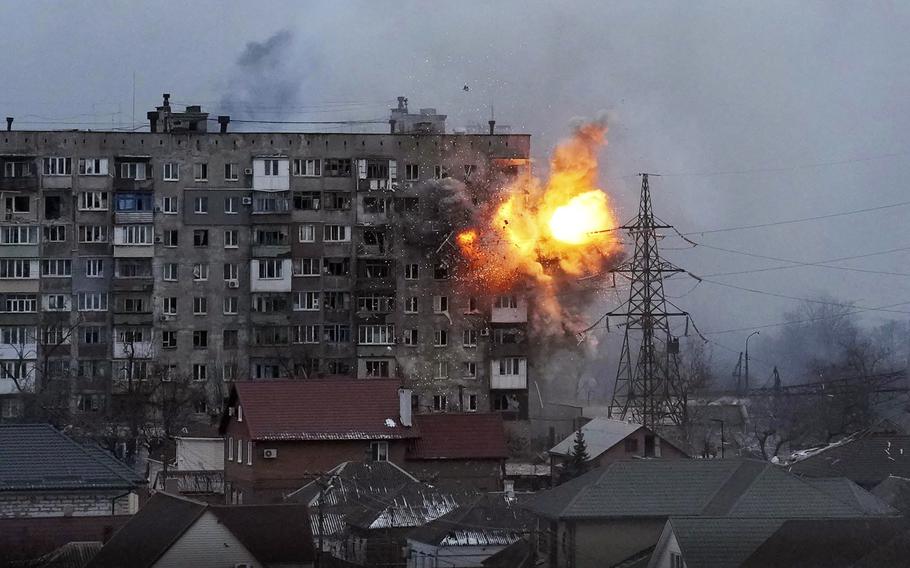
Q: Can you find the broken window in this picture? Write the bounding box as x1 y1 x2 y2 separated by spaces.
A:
293 191 321 210
324 291 351 311
44 196 61 220
365 361 390 378
362 197 387 213
323 257 350 276
324 192 351 210
324 158 351 177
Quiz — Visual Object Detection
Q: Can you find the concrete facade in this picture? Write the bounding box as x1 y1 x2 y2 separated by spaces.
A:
0 102 532 424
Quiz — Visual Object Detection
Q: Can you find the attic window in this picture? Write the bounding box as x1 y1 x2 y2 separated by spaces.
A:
370 441 389 462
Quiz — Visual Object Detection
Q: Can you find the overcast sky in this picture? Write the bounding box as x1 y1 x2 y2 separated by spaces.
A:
2 1 909 383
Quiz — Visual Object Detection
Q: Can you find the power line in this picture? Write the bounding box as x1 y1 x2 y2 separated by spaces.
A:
654 150 910 178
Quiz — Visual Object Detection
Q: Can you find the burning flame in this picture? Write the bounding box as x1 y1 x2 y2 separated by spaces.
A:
457 122 620 292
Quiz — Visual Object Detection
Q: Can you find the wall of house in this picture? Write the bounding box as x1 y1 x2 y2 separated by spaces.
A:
590 433 689 470
406 540 509 568
405 459 503 491
569 519 665 568
175 437 224 471
0 489 136 518
0 513 130 562
153 510 263 568
648 530 683 568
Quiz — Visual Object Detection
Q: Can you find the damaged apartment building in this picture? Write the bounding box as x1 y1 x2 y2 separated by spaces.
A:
0 95 534 422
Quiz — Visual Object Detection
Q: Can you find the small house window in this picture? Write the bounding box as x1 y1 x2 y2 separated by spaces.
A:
371 441 389 462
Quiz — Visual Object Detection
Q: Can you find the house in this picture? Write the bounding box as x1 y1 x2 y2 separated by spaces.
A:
0 424 146 562
406 493 535 568
406 413 509 491
872 475 910 514
548 418 688 481
85 492 315 568
788 432 910 488
286 461 461 566
17 541 103 568
648 517 786 568
220 378 418 504
741 517 910 567
524 459 895 568
481 539 535 568
504 462 552 492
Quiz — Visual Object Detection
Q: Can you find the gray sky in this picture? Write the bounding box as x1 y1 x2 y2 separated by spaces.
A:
3 0 909 382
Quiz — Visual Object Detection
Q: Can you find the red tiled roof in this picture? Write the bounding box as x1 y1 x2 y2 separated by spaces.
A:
409 413 509 460
232 379 416 441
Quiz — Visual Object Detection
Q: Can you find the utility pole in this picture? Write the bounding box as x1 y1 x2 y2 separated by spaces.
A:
745 331 760 394
608 174 691 428
732 352 743 395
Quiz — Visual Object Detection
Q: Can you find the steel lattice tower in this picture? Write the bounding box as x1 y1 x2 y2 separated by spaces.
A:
608 174 688 427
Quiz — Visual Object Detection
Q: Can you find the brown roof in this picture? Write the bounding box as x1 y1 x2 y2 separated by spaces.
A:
223 378 417 441
409 413 509 460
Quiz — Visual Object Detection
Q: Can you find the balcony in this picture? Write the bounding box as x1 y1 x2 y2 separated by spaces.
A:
113 178 154 192
357 178 395 192
0 177 38 191
113 341 153 359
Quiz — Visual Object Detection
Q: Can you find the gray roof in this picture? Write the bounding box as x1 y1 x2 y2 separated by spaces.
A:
872 476 910 514
804 477 898 516
549 418 641 458
0 424 144 492
525 459 881 520
668 517 785 568
788 432 910 487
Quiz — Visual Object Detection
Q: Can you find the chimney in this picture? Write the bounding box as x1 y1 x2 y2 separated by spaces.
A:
398 388 413 427
218 115 231 133
389 119 397 134
147 111 158 133
5 117 12 132
397 96 408 112
488 120 496 135
162 93 171 108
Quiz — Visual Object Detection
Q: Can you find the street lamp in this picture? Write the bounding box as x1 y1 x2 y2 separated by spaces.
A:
745 331 760 393
710 418 725 459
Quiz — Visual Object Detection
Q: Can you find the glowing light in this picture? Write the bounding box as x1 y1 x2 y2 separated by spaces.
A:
548 190 611 245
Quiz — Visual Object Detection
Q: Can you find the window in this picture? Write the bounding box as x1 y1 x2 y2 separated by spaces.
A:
466 297 478 313
77 292 108 311
1 327 36 345
404 297 418 314
44 196 61 220
163 229 178 247
223 230 239 249
224 197 238 214
223 296 238 315
79 326 103 345
498 357 523 375
365 360 390 377
493 394 511 411
159 263 177 281
4 295 36 313
323 291 350 310
292 258 319 277
405 163 419 181
495 295 518 309
225 163 239 181
193 364 207 381
160 195 178 214
223 362 238 381
253 227 289 246
78 225 108 243
404 263 419 280
161 330 177 349
118 225 152 245
323 324 351 343
44 294 68 311
79 191 108 211
403 329 418 346
0 259 32 279
40 327 63 346
463 329 478 347
263 159 280 176
324 158 351 177
323 225 350 242
44 225 65 242
223 329 239 349
670 553 684 568
228 437 234 461
358 295 394 313
358 325 394 345
1 225 37 244
193 297 208 315
162 297 177 315
294 291 320 311
398 197 419 213
434 329 448 347
193 330 208 348
257 259 283 279
78 158 108 175
433 394 448 411
192 263 209 281
298 224 316 242
293 158 321 176
293 325 320 344
247 441 253 466
434 165 449 179
433 263 449 280
194 196 208 214
193 162 208 181
253 326 290 346
434 361 448 379
223 263 239 282
163 162 179 181
193 229 209 247
44 157 73 176
370 441 389 462
362 197 387 213
464 394 478 412
119 162 147 180
41 259 71 277
324 192 351 211
433 296 449 313
463 361 477 377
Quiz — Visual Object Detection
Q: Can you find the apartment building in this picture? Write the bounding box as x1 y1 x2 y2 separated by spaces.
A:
0 95 531 424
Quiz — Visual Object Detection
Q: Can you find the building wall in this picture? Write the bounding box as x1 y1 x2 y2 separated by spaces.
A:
0 489 136 518
0 130 531 425
564 519 665 568
407 540 509 568
647 528 683 568
590 432 689 470
0 513 130 562
153 510 263 568
175 437 224 471
405 458 503 492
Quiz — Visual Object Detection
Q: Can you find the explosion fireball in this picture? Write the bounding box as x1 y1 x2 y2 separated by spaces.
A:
457 121 620 291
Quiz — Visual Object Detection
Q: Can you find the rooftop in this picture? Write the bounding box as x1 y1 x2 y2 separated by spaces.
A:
548 418 641 459
221 378 417 441
788 432 910 487
667 517 785 568
409 413 508 460
0 424 144 492
407 493 534 547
